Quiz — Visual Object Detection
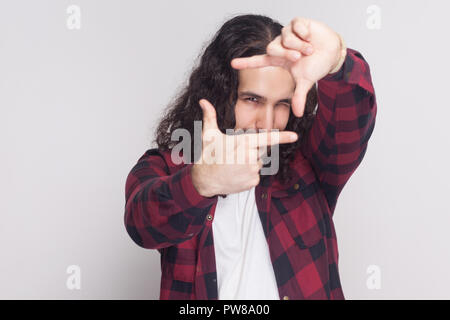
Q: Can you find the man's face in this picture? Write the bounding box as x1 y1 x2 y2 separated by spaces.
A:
229 66 295 172
234 66 295 132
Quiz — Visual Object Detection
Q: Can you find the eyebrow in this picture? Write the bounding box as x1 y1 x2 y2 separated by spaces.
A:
238 91 292 104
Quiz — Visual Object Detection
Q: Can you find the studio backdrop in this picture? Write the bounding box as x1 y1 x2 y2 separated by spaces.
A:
1 0 449 299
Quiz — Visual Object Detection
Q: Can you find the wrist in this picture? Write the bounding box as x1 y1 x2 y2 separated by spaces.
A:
328 33 347 74
191 164 217 198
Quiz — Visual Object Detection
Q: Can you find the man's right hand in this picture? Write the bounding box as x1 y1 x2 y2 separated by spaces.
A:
191 99 298 197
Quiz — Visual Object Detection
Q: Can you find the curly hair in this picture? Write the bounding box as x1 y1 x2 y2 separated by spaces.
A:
152 13 317 186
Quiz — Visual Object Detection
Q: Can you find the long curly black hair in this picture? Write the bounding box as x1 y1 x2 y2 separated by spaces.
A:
152 13 317 185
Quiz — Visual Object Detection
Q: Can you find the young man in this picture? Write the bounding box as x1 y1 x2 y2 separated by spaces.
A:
124 14 377 300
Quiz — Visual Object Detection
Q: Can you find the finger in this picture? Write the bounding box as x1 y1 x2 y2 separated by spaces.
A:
258 158 264 169
199 99 219 130
291 17 312 42
281 24 314 56
245 130 298 148
231 36 300 69
291 79 314 117
231 53 286 70
267 35 304 62
257 145 267 160
248 148 259 165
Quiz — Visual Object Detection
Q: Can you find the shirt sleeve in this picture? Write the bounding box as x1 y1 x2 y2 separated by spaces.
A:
300 47 378 215
124 148 218 249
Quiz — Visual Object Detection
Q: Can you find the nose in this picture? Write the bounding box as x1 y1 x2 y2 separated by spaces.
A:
256 103 274 132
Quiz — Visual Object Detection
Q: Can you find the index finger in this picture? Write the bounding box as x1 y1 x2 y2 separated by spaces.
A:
230 54 286 70
245 130 298 148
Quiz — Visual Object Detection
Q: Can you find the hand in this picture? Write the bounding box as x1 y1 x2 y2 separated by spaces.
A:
191 99 299 197
230 17 344 117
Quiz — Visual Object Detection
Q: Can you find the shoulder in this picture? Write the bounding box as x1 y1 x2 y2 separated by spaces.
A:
134 147 187 175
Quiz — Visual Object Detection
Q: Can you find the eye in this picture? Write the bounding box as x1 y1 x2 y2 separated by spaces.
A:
245 97 258 103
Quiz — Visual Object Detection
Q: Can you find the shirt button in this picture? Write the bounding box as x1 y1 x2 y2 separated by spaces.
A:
293 183 299 190
261 193 267 199
283 295 290 300
206 214 213 221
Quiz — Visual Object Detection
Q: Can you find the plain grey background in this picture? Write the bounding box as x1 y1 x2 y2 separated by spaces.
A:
1 0 449 299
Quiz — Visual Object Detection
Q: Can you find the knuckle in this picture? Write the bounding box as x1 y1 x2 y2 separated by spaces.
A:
251 163 260 173
266 41 276 53
258 159 264 168
293 19 306 33
293 16 305 24
282 34 296 47
292 17 302 26
249 175 260 187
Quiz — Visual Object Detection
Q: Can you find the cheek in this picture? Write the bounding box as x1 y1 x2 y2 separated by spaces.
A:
275 106 291 129
234 102 256 127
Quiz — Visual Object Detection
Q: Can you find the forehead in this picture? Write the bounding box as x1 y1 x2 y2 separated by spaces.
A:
238 66 295 94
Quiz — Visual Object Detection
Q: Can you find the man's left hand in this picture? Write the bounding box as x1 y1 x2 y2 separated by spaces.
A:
231 17 344 117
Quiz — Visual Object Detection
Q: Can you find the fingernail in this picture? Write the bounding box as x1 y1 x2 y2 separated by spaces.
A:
305 46 313 55
292 51 301 60
291 133 298 141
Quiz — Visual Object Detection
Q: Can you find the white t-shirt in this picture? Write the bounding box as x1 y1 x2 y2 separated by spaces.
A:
212 186 280 300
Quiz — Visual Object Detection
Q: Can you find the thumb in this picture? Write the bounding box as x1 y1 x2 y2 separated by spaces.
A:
291 79 314 118
199 99 219 131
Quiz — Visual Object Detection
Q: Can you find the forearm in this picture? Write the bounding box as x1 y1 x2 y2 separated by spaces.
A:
300 47 377 213
124 150 218 249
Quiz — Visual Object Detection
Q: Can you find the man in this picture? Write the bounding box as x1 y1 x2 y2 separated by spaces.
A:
124 14 377 300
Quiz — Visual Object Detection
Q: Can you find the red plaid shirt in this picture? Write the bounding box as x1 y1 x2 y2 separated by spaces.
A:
124 48 377 300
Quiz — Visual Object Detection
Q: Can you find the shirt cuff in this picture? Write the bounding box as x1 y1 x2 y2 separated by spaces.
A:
320 47 350 82
178 163 218 208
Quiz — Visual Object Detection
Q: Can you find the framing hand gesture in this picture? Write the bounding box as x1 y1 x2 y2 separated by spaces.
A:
231 17 346 117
